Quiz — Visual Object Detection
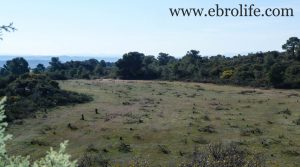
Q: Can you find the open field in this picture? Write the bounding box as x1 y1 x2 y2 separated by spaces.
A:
6 79 300 166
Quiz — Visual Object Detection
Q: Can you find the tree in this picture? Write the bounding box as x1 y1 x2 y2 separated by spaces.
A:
296 46 300 61
4 57 29 75
284 64 300 88
116 52 145 79
142 56 160 79
100 60 106 67
0 23 16 40
94 64 104 76
143 55 156 66
269 63 286 87
0 68 9 77
182 50 202 65
282 37 300 58
82 59 99 71
49 57 63 71
263 52 277 71
176 50 202 79
33 64 46 74
186 50 201 58
157 53 175 66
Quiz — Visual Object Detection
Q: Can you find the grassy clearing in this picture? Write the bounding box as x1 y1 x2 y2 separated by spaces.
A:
6 79 300 166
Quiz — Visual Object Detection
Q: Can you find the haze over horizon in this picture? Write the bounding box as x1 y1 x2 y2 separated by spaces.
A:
0 0 299 57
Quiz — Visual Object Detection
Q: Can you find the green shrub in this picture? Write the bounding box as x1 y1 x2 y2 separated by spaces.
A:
118 142 132 153
2 74 92 121
180 143 265 167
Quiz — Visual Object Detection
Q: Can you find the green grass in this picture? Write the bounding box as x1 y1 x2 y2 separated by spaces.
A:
6 79 300 166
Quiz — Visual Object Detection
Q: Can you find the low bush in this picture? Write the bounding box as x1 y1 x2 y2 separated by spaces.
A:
158 145 171 154
181 143 265 167
118 142 132 153
78 152 110 167
240 127 263 136
199 125 217 133
0 74 92 121
295 117 300 125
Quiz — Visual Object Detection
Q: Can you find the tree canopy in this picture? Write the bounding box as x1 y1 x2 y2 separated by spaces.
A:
282 37 300 59
3 57 30 75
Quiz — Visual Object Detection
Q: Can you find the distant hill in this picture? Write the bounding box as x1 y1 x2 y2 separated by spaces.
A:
0 55 120 68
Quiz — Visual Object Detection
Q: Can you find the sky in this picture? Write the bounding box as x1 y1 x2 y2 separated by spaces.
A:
0 0 299 57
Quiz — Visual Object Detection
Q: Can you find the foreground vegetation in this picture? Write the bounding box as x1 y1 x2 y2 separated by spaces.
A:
6 79 300 166
0 89 265 166
0 97 77 167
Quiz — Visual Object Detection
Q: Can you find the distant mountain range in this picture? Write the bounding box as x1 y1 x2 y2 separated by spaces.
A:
0 55 121 68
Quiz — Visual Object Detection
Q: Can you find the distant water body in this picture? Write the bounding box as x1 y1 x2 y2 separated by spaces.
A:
0 55 120 68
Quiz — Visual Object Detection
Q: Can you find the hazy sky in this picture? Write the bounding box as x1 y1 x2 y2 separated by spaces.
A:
0 0 299 57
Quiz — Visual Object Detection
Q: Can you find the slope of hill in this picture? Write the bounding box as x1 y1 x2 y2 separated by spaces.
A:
6 79 300 166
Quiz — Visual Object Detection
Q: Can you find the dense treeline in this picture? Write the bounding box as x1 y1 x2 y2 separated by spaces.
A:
45 57 114 80
1 37 300 90
38 37 300 88
113 37 300 88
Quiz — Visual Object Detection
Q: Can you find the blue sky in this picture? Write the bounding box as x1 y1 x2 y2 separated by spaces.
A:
0 0 299 57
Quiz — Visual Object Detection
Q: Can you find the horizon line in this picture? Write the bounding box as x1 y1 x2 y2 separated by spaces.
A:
0 49 283 58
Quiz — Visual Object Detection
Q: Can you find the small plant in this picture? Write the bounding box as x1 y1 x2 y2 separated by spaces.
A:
179 151 186 156
133 134 143 140
78 152 110 167
295 117 300 125
282 149 300 157
278 108 292 115
261 138 281 148
180 143 265 167
192 137 209 145
30 139 50 146
240 127 263 136
67 123 78 130
127 157 150 167
158 145 171 154
199 125 217 133
202 115 211 121
86 144 99 153
122 101 131 105
118 142 132 153
33 141 77 167
239 90 257 95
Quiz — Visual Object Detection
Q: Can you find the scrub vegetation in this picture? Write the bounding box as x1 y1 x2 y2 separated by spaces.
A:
1 24 299 166
6 79 300 166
